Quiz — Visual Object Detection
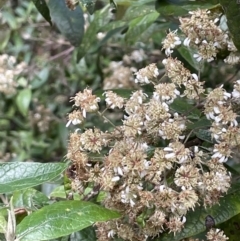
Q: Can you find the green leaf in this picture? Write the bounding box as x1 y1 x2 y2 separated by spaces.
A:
48 0 85 46
155 189 240 241
156 0 218 16
90 24 127 54
0 234 5 241
163 0 219 5
177 45 200 70
0 25 11 51
16 201 120 241
50 185 67 199
16 89 32 117
0 215 6 234
125 11 159 43
218 213 240 241
77 7 111 60
97 191 108 203
194 129 213 143
1 11 18 29
219 0 240 51
170 98 201 119
31 0 52 25
50 185 80 200
0 162 68 194
227 182 240 195
78 226 96 240
31 67 50 89
12 188 49 211
156 0 189 16
0 207 7 218
187 117 211 130
123 3 156 21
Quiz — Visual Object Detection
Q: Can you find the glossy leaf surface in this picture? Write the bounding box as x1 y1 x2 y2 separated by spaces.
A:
219 0 240 51
0 162 68 194
48 0 84 46
16 89 32 117
31 0 52 25
16 201 120 241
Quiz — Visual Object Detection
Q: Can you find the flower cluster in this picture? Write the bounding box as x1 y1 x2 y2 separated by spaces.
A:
205 86 239 164
65 9 237 241
206 228 229 241
179 9 226 62
0 54 26 95
103 61 136 90
167 9 240 64
182 228 229 241
29 104 54 132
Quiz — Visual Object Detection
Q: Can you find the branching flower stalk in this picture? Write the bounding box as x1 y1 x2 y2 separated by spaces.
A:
66 9 236 241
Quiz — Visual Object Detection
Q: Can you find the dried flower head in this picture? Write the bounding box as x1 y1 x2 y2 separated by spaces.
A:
103 61 136 90
66 110 84 127
162 30 181 56
206 228 229 241
30 104 54 132
0 54 26 95
103 91 125 109
162 57 192 86
80 128 107 153
71 89 100 117
224 52 240 65
135 63 159 84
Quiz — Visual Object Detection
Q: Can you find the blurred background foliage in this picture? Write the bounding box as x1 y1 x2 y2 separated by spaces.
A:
0 0 240 164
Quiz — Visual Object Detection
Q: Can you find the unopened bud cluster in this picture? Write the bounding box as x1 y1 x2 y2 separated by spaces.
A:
66 9 236 241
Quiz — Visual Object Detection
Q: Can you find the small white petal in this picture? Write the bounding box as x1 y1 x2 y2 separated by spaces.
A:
130 199 135 207
164 147 173 152
82 109 87 118
165 153 175 159
219 156 227 163
183 38 191 46
224 92 231 99
66 120 72 127
162 59 167 65
111 176 120 182
118 167 124 176
215 116 222 123
209 112 215 120
213 106 220 114
191 73 198 81
212 152 221 158
145 115 151 121
72 119 81 125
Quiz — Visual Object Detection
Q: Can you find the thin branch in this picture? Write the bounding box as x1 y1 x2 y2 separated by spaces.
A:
48 47 75 61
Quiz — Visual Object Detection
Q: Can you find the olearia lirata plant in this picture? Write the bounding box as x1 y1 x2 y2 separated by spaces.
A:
66 9 240 241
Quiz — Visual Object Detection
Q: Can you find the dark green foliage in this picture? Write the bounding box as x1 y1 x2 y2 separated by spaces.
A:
48 0 85 46
31 0 52 25
16 201 120 240
219 0 240 51
155 189 240 240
